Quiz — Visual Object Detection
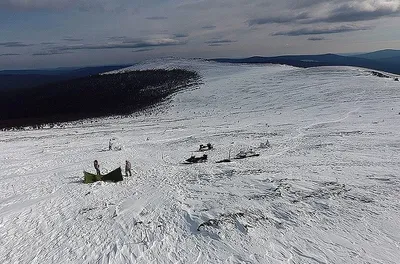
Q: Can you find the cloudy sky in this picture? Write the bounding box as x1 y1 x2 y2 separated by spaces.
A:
0 0 399 69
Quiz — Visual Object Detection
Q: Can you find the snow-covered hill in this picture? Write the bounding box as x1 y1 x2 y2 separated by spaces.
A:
1 59 400 263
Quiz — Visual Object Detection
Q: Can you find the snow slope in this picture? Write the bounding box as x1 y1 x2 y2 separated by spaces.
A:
1 59 400 263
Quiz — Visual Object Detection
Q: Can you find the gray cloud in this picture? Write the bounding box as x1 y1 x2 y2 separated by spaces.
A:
145 16 168 20
205 39 237 44
2 0 399 69
315 1 400 23
139 29 170 35
288 0 330 9
207 43 224 47
248 12 309 25
0 0 71 10
0 0 131 12
50 37 187 52
272 25 371 36
174 33 189 38
132 48 154 53
63 37 84 42
177 0 233 11
0 53 20 56
248 0 400 26
205 39 237 47
108 36 129 41
308 37 326 41
32 50 73 56
202 25 217 30
0 41 33 47
108 33 187 42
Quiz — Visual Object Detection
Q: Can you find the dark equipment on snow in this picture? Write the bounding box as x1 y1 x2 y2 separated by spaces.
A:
84 167 123 183
185 154 208 164
199 143 213 151
234 150 260 159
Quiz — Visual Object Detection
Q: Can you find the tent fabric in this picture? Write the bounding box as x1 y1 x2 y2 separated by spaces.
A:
84 167 123 183
83 171 102 183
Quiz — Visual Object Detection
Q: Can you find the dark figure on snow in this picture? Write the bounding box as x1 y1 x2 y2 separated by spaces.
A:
94 160 100 175
109 139 112 151
125 160 132 176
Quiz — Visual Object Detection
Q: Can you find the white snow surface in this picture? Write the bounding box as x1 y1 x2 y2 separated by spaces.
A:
1 59 400 263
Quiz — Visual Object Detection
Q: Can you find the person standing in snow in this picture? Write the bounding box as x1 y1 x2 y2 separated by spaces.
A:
94 160 100 175
125 160 132 176
109 139 113 151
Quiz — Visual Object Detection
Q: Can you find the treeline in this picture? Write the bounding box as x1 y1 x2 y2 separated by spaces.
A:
0 65 132 91
0 69 200 129
212 54 400 75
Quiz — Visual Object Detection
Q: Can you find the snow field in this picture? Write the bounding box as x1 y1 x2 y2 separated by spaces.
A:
1 59 400 263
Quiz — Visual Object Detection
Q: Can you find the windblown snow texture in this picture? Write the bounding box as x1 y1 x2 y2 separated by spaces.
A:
1 59 399 263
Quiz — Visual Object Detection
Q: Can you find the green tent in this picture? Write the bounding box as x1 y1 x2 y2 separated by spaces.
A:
84 167 123 183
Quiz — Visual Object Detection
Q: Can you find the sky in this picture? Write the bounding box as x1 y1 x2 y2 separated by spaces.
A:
0 0 399 69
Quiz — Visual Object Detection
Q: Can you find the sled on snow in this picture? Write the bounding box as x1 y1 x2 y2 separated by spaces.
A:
216 158 231 163
234 150 260 159
183 154 208 164
84 167 123 183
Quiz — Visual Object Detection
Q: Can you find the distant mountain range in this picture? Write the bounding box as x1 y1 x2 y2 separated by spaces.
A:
212 49 400 75
0 64 132 91
1 49 399 92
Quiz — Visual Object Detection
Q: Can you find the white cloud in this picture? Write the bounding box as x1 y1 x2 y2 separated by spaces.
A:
313 0 400 22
